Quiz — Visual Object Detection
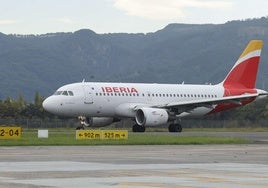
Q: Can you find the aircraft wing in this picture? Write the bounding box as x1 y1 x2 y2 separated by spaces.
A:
153 93 261 116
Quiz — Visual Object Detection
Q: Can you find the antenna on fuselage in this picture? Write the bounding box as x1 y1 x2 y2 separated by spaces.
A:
82 79 85 83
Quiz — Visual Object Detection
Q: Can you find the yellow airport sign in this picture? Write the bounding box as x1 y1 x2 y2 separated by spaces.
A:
0 127 21 139
102 130 128 139
76 130 128 140
76 130 102 140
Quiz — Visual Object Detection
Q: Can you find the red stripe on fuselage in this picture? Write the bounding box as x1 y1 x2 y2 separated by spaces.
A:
207 97 256 115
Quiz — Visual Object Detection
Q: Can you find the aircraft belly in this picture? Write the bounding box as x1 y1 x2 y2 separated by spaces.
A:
178 107 212 118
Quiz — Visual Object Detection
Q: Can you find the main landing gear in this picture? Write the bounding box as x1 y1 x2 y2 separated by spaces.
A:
132 124 146 132
168 123 182 132
132 123 182 133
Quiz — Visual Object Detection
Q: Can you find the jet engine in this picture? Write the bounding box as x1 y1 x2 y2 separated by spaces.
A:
78 116 115 127
135 108 169 126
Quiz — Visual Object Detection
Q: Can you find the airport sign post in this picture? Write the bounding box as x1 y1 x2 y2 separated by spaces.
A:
0 127 21 139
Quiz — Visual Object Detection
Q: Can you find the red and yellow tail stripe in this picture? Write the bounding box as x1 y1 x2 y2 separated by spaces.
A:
210 40 263 115
223 40 263 92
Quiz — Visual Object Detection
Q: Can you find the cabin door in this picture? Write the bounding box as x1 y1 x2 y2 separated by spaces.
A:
83 85 94 104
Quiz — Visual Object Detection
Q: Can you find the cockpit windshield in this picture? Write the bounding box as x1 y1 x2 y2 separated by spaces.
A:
54 91 63 95
53 90 74 96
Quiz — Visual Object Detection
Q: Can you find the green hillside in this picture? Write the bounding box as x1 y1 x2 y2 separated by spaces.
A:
1 17 268 100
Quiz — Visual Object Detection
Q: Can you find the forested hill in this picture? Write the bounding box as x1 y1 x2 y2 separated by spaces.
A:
1 17 268 101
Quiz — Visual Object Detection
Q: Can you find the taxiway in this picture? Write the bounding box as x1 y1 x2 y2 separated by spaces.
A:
0 144 268 187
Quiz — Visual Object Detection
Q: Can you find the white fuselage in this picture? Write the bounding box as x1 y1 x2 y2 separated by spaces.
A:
43 82 225 118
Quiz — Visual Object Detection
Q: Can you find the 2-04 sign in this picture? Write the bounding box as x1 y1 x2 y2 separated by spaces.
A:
0 127 21 139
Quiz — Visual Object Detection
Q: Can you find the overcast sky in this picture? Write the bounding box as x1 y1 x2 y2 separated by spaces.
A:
0 0 268 34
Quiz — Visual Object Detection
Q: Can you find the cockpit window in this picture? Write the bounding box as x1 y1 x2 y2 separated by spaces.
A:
68 91 74 96
53 90 74 96
54 91 63 95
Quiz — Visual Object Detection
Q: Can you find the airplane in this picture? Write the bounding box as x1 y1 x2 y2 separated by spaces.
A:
42 40 268 132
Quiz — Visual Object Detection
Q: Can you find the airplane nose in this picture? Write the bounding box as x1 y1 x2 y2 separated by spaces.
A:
42 97 57 113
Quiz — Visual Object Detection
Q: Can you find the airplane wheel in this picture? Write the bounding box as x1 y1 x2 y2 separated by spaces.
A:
76 126 85 130
139 126 146 132
132 124 146 132
177 124 182 132
168 123 182 132
132 125 138 132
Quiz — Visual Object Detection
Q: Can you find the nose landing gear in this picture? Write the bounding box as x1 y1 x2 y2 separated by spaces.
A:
76 116 86 130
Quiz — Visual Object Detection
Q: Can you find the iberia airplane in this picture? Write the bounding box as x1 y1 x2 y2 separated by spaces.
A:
43 40 267 132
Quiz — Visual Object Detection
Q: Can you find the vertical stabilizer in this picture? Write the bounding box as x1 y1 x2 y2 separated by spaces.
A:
222 40 263 89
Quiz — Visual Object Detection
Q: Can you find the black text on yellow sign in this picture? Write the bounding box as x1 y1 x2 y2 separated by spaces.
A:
0 127 21 139
76 130 128 140
102 130 128 140
76 130 102 140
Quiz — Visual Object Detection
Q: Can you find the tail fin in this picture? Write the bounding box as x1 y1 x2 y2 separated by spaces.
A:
222 40 263 89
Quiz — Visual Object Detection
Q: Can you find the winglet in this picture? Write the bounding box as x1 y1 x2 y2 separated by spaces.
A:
222 40 263 89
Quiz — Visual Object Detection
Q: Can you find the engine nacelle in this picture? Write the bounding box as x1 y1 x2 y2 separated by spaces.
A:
78 116 115 127
135 108 169 126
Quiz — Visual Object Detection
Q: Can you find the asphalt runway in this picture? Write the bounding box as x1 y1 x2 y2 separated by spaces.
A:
177 131 268 144
0 132 268 187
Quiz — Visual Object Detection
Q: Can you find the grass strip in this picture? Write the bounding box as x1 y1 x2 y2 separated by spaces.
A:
0 129 249 146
